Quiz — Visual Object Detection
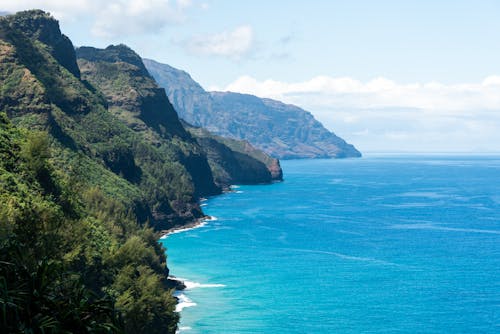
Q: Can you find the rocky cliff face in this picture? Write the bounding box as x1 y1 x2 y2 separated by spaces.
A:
77 46 283 193
5 9 80 78
144 58 361 159
185 122 282 187
76 45 220 200
77 45 188 139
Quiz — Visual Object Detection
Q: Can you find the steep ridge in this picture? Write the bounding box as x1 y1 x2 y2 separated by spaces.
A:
76 45 220 201
144 58 361 159
76 45 282 190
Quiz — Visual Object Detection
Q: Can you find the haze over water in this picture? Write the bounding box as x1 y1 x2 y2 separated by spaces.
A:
162 156 500 333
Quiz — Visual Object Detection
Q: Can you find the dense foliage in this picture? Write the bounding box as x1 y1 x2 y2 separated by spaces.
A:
0 113 178 333
0 10 189 333
75 45 220 201
0 10 217 230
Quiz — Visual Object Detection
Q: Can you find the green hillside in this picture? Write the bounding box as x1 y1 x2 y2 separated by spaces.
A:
75 45 282 190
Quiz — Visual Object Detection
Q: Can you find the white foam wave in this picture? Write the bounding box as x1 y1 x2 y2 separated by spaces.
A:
160 222 208 239
183 280 226 290
178 326 192 333
160 216 219 239
174 293 197 312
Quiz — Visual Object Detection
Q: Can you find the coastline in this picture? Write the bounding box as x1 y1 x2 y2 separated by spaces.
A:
160 213 223 322
159 185 251 324
159 215 214 240
161 214 219 291
160 186 243 239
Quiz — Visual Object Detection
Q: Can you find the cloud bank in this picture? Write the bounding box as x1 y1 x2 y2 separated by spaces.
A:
182 25 254 59
222 75 500 111
0 0 193 37
218 75 500 152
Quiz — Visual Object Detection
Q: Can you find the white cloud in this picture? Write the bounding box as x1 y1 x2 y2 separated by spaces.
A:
182 25 254 59
176 0 192 8
0 0 194 38
218 75 500 152
221 75 500 111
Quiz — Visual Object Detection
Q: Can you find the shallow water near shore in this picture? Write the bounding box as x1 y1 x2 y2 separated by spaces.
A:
161 156 500 333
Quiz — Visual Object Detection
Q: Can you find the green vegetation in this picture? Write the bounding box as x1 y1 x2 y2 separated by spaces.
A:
0 10 196 333
0 113 178 333
0 11 218 231
76 45 220 203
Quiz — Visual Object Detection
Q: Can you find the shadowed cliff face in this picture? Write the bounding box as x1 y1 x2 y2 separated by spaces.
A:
5 9 80 78
144 58 361 159
77 45 188 139
185 123 283 187
76 45 221 199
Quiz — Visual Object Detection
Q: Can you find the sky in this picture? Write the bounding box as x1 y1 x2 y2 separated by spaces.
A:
2 0 500 153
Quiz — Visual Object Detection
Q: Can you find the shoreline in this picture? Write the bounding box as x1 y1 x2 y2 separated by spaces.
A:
160 186 241 239
158 186 244 319
159 215 213 240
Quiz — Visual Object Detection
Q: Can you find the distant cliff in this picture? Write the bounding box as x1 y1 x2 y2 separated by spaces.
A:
185 122 282 187
144 58 361 159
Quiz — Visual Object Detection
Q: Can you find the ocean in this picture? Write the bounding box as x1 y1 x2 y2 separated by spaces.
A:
160 156 500 333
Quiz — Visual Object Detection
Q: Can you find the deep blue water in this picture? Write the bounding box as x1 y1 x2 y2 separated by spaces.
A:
161 156 500 333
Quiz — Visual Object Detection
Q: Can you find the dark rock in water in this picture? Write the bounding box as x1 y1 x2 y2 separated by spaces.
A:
167 277 187 290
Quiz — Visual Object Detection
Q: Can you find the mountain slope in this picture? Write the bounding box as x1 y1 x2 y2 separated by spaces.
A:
76 45 282 189
144 58 361 159
76 45 220 200
0 10 180 333
0 10 222 230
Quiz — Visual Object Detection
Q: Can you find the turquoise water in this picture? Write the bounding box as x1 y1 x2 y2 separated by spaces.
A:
161 156 500 333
